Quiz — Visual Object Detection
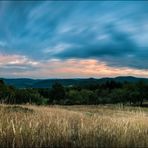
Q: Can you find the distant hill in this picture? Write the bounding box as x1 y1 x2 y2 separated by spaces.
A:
1 78 38 88
1 76 148 88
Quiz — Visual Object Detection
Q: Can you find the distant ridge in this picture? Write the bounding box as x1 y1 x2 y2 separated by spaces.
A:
1 76 148 88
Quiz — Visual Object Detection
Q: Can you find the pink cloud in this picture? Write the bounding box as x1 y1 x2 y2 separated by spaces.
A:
0 55 148 78
0 54 38 66
16 59 148 78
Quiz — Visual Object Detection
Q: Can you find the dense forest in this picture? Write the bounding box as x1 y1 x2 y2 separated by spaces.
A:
0 79 148 106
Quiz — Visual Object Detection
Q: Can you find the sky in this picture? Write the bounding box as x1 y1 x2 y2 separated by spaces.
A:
0 1 148 78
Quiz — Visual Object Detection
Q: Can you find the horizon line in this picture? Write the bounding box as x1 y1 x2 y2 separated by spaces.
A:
0 75 148 80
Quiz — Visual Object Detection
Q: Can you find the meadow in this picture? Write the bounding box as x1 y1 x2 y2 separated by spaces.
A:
0 104 148 148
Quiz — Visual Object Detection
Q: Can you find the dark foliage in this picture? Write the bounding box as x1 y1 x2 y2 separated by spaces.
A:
0 79 148 106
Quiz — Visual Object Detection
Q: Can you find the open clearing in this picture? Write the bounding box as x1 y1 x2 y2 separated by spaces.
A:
0 104 148 148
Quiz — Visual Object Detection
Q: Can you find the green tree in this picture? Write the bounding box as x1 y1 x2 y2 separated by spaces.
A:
136 81 147 106
49 82 65 103
68 90 83 104
110 88 127 104
0 80 15 103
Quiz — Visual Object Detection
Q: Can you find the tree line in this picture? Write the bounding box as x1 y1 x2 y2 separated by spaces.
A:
0 79 148 106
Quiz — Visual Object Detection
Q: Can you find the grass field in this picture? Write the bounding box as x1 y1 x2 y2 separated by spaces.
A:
0 104 148 148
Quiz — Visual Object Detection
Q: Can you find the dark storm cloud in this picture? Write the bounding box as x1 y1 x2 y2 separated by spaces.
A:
53 24 148 69
54 24 136 58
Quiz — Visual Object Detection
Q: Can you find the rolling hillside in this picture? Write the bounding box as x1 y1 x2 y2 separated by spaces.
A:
1 76 148 88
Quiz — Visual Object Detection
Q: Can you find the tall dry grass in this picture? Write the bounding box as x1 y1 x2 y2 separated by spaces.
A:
0 104 148 148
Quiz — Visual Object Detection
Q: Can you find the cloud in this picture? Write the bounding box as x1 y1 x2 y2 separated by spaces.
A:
57 25 136 57
1 58 148 78
0 1 148 78
52 24 148 70
0 54 38 70
43 43 72 55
